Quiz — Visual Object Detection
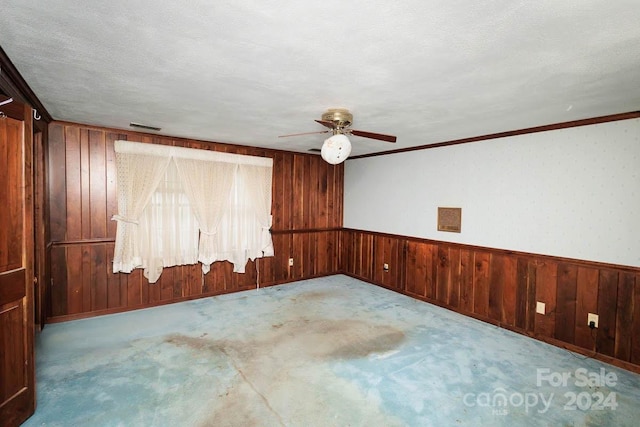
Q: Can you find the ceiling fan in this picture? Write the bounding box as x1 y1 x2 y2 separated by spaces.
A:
279 108 397 164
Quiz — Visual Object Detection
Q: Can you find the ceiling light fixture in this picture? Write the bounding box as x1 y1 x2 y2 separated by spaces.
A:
320 133 352 165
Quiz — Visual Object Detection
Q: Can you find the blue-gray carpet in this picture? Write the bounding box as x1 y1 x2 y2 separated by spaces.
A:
25 275 640 426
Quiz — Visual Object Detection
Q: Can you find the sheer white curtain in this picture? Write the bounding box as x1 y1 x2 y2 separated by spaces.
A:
112 150 171 274
214 168 265 272
112 140 274 281
174 158 236 274
137 161 200 283
240 164 274 257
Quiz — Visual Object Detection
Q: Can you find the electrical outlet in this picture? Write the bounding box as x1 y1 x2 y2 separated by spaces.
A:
383 263 389 272
288 258 294 267
588 313 599 328
536 301 546 315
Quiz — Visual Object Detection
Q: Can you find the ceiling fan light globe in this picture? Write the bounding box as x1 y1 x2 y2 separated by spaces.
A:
321 134 352 165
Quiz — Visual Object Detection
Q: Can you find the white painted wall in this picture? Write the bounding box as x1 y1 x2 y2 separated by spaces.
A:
344 118 640 267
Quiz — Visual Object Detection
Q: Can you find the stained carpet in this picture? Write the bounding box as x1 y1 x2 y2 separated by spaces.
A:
24 275 640 426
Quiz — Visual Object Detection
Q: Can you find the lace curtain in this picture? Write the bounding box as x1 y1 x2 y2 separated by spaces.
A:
240 164 274 257
137 161 200 283
174 158 236 274
112 151 171 274
112 140 274 282
213 164 273 272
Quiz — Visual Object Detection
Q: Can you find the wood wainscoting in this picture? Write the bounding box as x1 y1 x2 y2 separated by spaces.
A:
341 228 640 373
46 122 343 322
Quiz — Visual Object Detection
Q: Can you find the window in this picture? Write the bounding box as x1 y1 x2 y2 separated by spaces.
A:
137 161 200 281
112 141 274 283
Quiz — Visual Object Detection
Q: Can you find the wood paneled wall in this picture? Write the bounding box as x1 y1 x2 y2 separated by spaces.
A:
341 228 640 373
46 122 343 321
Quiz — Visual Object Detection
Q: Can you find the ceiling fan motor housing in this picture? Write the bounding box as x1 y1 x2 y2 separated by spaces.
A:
321 108 353 129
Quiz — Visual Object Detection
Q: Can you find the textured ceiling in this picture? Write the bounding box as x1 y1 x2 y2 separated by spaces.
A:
1 0 639 157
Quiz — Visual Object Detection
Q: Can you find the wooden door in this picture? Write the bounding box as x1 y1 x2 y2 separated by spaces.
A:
0 106 35 426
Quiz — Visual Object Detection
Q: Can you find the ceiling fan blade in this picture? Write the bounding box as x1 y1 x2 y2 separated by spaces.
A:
278 130 330 138
315 119 337 129
350 129 397 143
